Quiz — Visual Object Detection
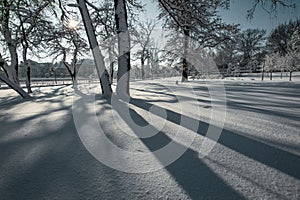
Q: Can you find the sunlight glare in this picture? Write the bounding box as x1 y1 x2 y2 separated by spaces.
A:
67 19 79 30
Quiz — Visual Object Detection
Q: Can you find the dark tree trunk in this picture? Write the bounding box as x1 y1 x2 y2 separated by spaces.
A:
110 62 114 84
182 28 189 82
261 63 264 81
141 58 145 80
182 58 188 82
63 62 77 86
23 46 32 93
270 71 272 80
108 43 115 84
25 63 32 93
289 71 292 81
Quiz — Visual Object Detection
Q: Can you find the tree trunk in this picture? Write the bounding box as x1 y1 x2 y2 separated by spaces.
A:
141 58 145 80
108 43 114 84
181 29 189 82
1 54 29 98
1 1 19 85
63 62 78 86
0 73 31 99
289 71 292 81
270 71 272 80
182 58 188 82
114 0 131 96
261 62 264 81
110 62 114 84
23 46 32 93
8 45 19 84
77 0 112 97
25 63 32 93
52 68 57 84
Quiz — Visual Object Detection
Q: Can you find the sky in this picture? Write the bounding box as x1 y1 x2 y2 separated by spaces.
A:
141 0 300 34
220 0 300 33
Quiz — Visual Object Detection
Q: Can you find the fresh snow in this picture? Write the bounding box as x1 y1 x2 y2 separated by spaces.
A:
0 74 300 200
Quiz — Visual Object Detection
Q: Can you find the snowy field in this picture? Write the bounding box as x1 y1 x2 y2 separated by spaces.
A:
0 73 300 200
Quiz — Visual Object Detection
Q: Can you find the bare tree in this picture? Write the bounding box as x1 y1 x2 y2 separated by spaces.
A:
15 1 53 93
48 22 89 86
0 0 53 98
158 0 238 82
247 0 296 19
132 20 156 80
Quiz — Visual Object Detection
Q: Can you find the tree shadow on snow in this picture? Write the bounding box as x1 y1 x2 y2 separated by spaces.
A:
128 98 300 181
112 98 245 200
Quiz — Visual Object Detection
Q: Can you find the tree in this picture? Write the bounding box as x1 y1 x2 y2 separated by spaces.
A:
158 0 238 82
75 0 112 97
214 37 239 76
0 54 30 98
15 0 53 93
0 0 20 84
63 32 88 86
90 0 117 84
237 28 266 69
286 29 300 81
48 21 89 86
132 20 156 80
286 53 300 81
247 0 296 19
0 0 53 98
289 29 300 53
267 20 300 56
114 0 131 96
264 52 280 80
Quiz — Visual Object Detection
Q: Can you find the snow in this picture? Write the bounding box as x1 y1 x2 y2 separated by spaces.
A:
0 74 300 199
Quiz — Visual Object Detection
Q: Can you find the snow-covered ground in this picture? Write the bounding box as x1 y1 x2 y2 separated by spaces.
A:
0 74 300 200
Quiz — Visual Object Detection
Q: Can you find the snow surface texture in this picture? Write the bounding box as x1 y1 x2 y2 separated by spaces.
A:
0 75 300 200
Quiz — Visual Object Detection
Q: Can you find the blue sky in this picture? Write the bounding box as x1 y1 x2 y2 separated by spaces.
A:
220 0 300 33
141 0 300 34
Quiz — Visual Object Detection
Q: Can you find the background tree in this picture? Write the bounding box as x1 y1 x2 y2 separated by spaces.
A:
214 37 239 76
132 20 156 80
288 28 300 53
237 28 266 70
264 52 279 80
267 19 300 56
48 20 89 86
88 0 116 84
158 0 238 82
285 53 300 81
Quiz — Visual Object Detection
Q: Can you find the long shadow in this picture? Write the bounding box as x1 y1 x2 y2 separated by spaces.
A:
192 84 300 121
113 99 245 200
133 83 300 121
0 84 72 111
226 99 300 121
129 98 300 180
0 101 132 200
